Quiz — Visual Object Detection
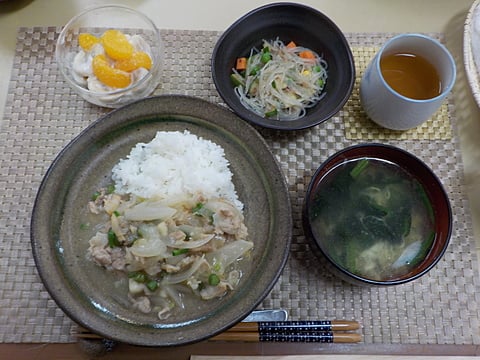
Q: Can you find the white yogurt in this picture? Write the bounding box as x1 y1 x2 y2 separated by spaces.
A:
72 34 152 93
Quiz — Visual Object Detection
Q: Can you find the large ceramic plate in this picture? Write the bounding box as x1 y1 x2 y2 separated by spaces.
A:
464 0 480 107
31 95 292 346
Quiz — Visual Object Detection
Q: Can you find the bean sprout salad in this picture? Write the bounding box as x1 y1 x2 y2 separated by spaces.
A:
231 39 328 120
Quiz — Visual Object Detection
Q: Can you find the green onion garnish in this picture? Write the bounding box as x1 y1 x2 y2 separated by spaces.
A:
172 248 189 256
350 158 369 179
208 273 220 286
146 280 158 292
91 191 100 201
107 229 120 248
265 109 278 118
128 271 147 283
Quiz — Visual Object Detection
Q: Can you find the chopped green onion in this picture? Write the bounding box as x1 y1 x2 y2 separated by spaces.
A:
249 65 261 76
80 223 89 230
265 109 278 118
113 210 120 217
192 202 204 214
129 271 159 291
172 248 189 256
128 271 147 283
107 229 120 248
230 73 245 87
261 50 271 64
146 280 158 292
208 273 220 286
350 159 369 179
212 262 222 273
91 191 100 201
106 184 115 194
193 202 214 223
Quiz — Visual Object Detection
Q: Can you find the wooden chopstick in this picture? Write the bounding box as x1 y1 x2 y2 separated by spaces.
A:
232 320 360 332
211 320 361 343
210 331 362 343
75 320 361 343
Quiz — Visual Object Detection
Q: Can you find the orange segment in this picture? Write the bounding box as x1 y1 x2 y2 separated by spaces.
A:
78 33 100 51
101 29 134 60
92 54 132 88
114 51 153 72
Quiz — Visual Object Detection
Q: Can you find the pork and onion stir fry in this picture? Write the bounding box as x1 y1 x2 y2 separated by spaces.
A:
87 187 252 319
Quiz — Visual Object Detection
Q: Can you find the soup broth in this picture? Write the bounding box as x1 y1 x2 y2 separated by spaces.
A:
309 157 435 281
380 52 441 100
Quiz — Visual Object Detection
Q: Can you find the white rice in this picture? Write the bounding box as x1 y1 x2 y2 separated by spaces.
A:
111 130 243 210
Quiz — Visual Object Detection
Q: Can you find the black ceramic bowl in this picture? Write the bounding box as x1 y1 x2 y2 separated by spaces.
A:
303 144 452 286
211 2 355 130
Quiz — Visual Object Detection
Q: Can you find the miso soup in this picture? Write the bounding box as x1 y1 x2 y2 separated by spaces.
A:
309 157 435 281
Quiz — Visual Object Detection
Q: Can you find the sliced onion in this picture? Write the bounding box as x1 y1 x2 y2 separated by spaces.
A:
124 200 177 221
128 278 145 295
205 240 253 274
162 256 206 285
162 284 186 309
161 194 197 208
172 234 215 249
104 194 122 215
205 198 243 217
177 224 205 240
130 237 167 257
110 214 126 241
88 232 108 247
130 224 168 257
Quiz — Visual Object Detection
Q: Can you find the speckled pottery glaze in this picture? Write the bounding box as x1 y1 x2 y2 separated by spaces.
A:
31 95 292 346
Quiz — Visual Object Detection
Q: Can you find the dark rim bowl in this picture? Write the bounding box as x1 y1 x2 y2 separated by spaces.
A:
211 2 355 130
303 143 452 286
30 95 292 346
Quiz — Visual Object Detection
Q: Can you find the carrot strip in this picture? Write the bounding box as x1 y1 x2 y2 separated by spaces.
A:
286 41 297 49
236 57 247 70
299 50 316 60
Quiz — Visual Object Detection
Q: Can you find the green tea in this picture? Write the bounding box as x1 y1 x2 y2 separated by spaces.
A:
380 52 441 100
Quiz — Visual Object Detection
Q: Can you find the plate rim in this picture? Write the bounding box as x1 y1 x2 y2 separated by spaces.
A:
464 0 480 108
30 94 292 346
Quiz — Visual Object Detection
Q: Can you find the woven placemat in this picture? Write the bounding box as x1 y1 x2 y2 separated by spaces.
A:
0 27 479 346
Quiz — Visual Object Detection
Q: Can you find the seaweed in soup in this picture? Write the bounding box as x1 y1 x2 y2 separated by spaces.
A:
310 158 435 281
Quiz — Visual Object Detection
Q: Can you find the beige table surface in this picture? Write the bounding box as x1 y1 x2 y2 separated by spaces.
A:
1 0 480 359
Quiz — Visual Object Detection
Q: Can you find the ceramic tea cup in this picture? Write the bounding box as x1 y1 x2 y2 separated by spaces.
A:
360 33 456 131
